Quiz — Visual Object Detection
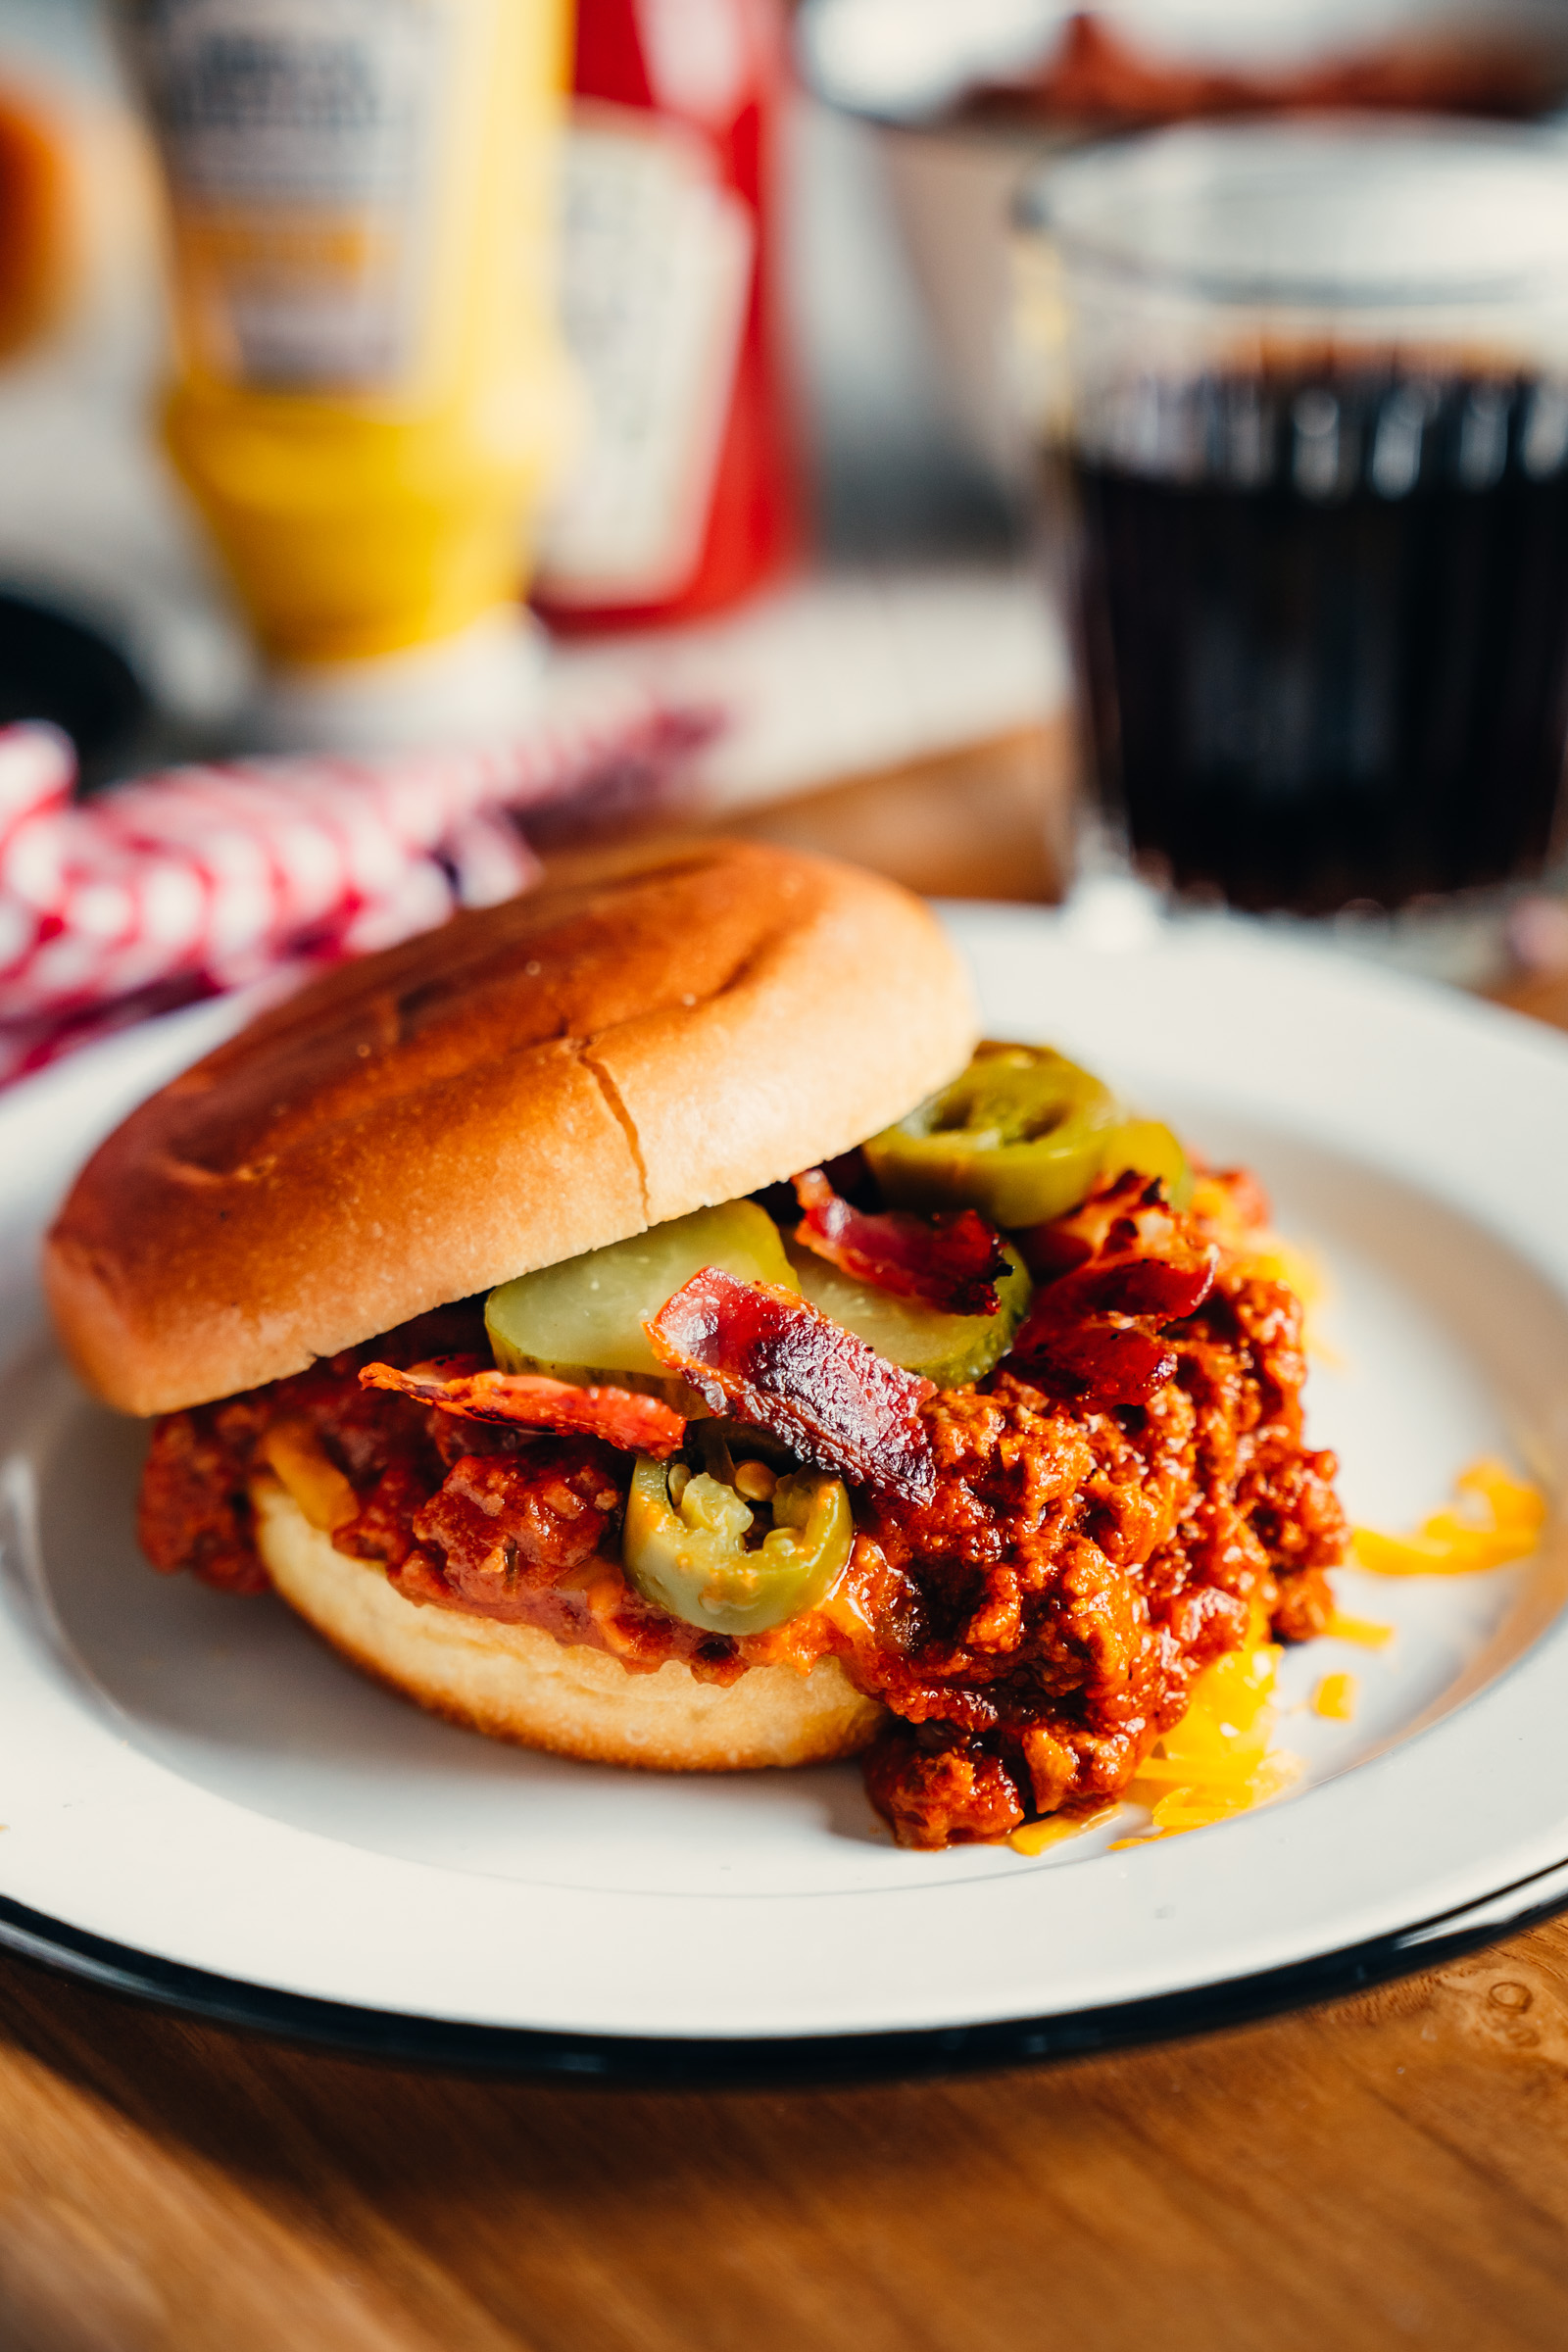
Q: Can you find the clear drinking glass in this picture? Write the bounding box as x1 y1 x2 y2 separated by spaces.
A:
1015 121 1568 970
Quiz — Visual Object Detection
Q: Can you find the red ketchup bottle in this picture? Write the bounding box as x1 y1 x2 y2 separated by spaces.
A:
531 0 798 629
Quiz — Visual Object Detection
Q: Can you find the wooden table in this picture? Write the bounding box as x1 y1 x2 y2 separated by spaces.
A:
7 731 1568 2352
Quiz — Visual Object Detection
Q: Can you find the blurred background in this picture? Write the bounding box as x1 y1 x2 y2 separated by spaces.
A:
6 0 1568 1058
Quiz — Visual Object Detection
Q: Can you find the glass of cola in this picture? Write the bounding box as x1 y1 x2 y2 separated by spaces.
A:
1018 122 1568 967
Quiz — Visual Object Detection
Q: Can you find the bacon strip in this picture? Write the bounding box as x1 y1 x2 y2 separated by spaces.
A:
360 1358 686 1457
645 1268 937 1503
793 1168 1010 1317
1015 1166 1185 1279
1007 1212 1217 1409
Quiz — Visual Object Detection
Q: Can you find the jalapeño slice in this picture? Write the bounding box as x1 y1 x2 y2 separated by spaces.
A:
621 1456 854 1636
864 1043 1192 1228
863 1043 1124 1229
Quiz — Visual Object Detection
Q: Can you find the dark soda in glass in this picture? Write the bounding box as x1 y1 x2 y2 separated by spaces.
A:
1063 367 1568 913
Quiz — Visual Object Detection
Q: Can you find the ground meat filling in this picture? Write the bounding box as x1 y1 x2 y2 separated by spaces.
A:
136 1172 1347 1846
851 1267 1344 1848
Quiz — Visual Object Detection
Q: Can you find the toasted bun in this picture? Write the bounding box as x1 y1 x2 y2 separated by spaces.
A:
254 1482 885 1771
45 839 976 1414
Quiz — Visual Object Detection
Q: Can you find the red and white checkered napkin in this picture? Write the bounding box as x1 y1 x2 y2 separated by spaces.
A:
0 693 716 1087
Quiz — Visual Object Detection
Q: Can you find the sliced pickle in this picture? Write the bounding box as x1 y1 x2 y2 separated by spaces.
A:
1102 1116 1194 1209
486 1200 796 1386
786 1238 1032 1390
864 1043 1190 1227
622 1455 854 1636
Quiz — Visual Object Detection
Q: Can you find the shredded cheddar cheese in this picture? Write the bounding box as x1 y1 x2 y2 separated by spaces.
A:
1136 1756 1302 1838
1326 1610 1394 1648
1008 1803 1118 1857
1312 1671 1358 1721
1240 1237 1324 1310
259 1421 359 1534
1013 1456 1546 1861
1111 1615 1302 1844
1353 1457 1545 1577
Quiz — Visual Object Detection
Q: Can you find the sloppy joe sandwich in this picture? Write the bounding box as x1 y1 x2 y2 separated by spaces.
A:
44 839 1347 1848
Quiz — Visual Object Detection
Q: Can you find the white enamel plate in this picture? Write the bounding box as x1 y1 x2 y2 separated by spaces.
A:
3 906 1568 2079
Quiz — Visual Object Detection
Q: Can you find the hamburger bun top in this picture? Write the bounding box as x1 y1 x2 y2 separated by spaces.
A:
45 838 977 1415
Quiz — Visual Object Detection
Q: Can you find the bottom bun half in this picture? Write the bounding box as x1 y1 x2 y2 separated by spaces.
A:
254 1483 887 1773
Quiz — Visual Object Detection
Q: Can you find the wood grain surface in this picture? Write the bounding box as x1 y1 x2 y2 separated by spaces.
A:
8 741 1568 2351
4 1928 1568 2352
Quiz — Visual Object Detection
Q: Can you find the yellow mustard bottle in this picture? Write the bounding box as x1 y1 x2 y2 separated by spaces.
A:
121 0 573 708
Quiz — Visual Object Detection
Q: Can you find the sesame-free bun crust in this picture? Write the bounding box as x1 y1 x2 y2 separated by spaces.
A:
254 1482 886 1771
45 839 977 1414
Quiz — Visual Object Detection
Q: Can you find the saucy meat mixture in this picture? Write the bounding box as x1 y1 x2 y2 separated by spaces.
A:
139 1168 1346 1849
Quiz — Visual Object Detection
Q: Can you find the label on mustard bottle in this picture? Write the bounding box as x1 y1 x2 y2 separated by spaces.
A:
125 0 453 391
533 99 753 607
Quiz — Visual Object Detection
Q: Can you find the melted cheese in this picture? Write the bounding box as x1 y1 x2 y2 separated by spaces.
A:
259 1421 358 1534
1326 1609 1394 1647
1108 1619 1302 1845
1353 1457 1545 1577
1312 1671 1358 1721
1008 1803 1118 1857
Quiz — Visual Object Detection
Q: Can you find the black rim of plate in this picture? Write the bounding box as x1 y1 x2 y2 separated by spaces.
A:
3 1858 1567 2087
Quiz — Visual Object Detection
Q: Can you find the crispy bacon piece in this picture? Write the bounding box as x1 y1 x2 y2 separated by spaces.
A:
792 1167 1010 1316
1008 1179 1217 1408
645 1267 937 1503
359 1358 685 1457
